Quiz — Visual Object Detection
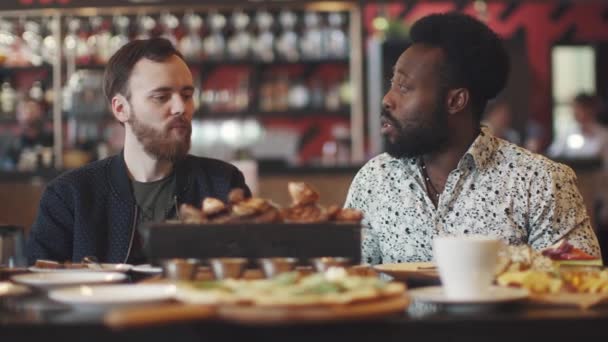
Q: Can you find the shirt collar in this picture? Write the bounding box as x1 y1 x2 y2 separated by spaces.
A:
384 127 499 172
464 126 499 171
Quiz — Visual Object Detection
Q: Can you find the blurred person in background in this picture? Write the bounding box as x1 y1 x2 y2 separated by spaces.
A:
482 101 521 145
1 96 53 170
27 38 250 265
547 93 608 166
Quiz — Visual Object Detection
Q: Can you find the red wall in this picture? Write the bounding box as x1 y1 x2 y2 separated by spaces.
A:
364 2 608 142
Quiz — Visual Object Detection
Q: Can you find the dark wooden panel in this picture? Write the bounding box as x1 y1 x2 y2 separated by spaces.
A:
144 223 361 264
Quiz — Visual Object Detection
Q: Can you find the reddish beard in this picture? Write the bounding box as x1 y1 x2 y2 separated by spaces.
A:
128 113 191 162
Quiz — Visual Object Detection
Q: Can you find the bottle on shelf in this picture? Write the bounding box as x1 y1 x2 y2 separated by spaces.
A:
28 81 44 102
22 20 44 66
180 11 204 61
160 12 179 47
252 11 275 62
325 12 348 58
87 16 112 65
135 14 156 40
203 11 226 60
276 10 299 62
41 17 58 65
227 11 252 60
109 15 130 57
0 81 17 116
288 78 310 110
300 11 324 60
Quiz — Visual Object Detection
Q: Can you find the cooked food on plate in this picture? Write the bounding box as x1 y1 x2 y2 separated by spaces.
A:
177 182 363 224
34 259 88 269
175 267 405 307
495 241 606 294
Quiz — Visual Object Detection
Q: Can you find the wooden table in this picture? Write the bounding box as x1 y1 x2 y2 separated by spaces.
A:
2 284 608 342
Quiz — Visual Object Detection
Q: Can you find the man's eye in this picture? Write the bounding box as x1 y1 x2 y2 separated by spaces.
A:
390 79 408 93
152 95 169 102
182 93 193 101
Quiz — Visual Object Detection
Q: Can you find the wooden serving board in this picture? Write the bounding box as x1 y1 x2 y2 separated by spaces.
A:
217 295 410 325
528 293 608 310
104 303 216 329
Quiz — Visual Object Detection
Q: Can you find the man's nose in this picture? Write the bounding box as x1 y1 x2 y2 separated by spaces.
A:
171 94 185 116
382 92 394 112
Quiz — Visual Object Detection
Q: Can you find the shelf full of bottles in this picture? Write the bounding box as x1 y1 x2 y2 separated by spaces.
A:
0 2 364 169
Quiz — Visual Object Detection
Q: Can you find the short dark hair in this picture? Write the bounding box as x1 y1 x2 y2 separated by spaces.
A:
573 93 599 109
103 38 185 103
410 12 509 122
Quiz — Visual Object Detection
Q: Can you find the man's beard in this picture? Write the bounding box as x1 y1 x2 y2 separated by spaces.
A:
128 112 191 163
382 103 449 159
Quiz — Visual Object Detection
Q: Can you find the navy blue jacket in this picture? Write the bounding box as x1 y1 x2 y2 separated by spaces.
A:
26 153 250 264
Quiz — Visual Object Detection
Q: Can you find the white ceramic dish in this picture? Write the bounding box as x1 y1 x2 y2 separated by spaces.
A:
11 272 126 289
28 263 133 273
131 264 163 274
408 286 529 304
48 284 176 308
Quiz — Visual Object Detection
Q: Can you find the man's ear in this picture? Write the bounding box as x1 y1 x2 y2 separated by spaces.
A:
111 94 130 124
446 88 470 115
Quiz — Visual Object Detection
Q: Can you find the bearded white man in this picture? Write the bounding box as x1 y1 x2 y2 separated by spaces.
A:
344 13 601 265
26 38 251 264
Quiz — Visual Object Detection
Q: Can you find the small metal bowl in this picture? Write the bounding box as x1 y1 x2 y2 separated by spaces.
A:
257 257 298 278
208 258 248 279
160 258 201 281
310 257 351 272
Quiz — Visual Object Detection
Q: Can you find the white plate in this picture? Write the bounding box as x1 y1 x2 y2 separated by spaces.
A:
409 286 529 304
11 272 126 289
131 264 163 274
48 284 176 307
28 263 133 273
0 281 30 297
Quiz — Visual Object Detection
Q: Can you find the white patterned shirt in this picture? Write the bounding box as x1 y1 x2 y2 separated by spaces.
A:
344 128 601 264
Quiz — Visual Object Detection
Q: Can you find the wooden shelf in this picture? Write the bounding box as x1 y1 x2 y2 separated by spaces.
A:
194 108 350 120
0 63 52 73
74 58 349 71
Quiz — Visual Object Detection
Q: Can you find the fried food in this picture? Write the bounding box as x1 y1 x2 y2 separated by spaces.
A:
282 204 329 223
179 203 206 223
288 182 320 206
232 198 273 217
228 188 246 204
173 182 364 225
331 207 364 222
202 198 228 216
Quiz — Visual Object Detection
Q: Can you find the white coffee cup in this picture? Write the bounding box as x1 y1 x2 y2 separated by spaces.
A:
433 235 501 300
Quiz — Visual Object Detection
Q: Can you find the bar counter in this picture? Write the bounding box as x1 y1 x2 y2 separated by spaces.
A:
1 291 607 342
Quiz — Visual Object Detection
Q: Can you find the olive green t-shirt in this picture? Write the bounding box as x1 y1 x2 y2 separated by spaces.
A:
128 172 176 264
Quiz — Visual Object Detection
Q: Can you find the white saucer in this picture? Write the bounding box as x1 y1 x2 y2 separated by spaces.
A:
409 286 529 304
11 272 126 289
48 284 176 308
131 264 163 274
28 263 133 273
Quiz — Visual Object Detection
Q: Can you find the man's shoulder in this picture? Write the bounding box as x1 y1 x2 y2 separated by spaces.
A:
52 156 114 184
493 140 574 178
359 153 406 174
